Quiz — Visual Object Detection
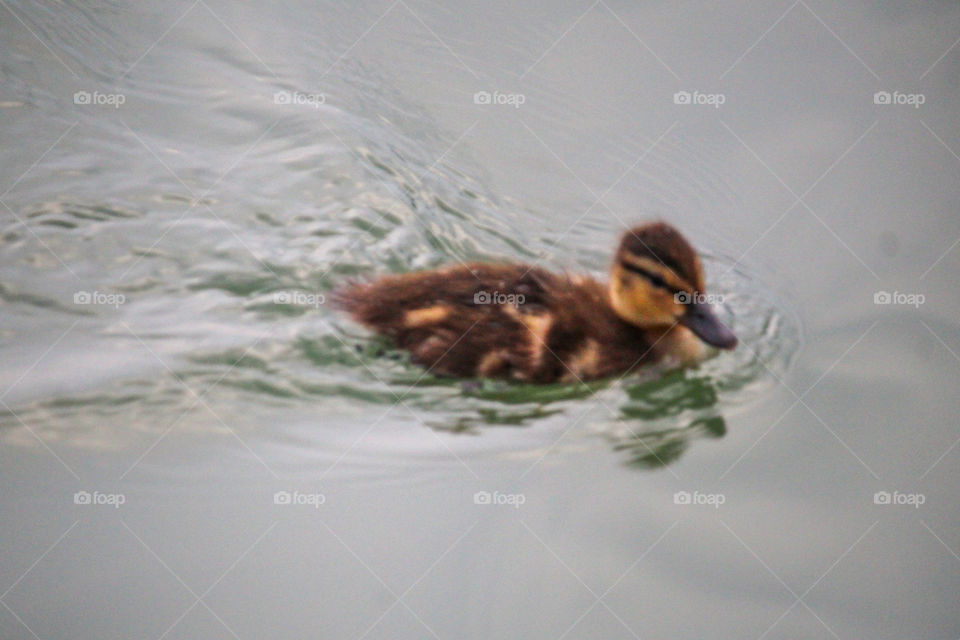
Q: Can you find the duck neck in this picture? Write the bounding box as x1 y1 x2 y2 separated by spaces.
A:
643 324 707 365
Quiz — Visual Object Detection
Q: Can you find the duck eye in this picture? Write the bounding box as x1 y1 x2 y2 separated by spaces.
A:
648 273 666 289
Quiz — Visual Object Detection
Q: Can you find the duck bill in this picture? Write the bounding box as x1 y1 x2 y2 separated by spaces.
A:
679 302 738 350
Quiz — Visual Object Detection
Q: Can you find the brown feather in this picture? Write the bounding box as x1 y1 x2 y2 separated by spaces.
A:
335 262 672 381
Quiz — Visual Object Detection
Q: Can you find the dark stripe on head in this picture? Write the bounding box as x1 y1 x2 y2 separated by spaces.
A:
619 223 702 289
618 260 682 295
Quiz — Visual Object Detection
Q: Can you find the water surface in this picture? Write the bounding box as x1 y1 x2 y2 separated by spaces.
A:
2 2 959 638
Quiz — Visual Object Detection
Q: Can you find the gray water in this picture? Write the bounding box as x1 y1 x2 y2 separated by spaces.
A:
2 1 959 638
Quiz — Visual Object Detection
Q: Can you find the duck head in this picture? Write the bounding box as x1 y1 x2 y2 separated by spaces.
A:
608 222 737 350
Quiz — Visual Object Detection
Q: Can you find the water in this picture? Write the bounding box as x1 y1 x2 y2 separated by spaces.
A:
2 2 958 638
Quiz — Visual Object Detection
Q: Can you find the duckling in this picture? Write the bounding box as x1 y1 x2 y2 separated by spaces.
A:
336 222 736 383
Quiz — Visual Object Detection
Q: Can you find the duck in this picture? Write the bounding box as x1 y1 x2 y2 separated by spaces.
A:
335 222 736 383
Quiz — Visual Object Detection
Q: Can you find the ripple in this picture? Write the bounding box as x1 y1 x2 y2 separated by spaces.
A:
0 25 802 472
313 247 802 470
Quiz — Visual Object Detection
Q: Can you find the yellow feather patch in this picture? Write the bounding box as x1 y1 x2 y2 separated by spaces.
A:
476 349 510 377
403 305 450 327
564 339 602 380
511 310 553 370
